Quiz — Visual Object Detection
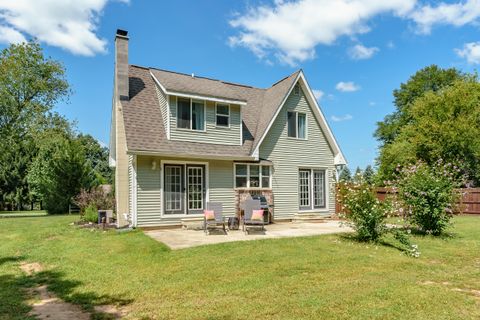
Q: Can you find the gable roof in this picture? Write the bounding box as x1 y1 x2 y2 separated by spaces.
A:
121 65 345 164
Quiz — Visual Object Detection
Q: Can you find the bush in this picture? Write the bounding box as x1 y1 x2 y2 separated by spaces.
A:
339 182 393 242
74 186 115 214
394 160 464 235
83 204 98 223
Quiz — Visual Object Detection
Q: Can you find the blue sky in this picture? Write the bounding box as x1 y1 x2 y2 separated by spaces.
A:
1 1 479 170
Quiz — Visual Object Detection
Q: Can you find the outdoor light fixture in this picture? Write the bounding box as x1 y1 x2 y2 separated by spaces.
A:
151 160 157 170
334 164 345 182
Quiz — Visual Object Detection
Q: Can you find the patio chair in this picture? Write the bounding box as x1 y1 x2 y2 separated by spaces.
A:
242 199 265 234
204 202 227 235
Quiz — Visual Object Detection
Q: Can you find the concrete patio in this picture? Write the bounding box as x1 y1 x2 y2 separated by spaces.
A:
144 221 353 249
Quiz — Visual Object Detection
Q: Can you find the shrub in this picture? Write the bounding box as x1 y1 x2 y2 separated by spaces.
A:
394 160 464 235
74 186 115 214
83 204 98 223
339 182 393 242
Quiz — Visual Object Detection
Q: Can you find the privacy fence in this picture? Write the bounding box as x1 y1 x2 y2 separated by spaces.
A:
336 186 480 215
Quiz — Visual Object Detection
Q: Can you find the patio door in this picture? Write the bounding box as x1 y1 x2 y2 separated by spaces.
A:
164 165 184 214
164 164 205 215
186 165 205 215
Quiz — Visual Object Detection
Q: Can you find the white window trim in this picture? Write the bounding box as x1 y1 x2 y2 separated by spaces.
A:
215 102 230 128
233 163 272 190
175 96 207 132
287 111 308 140
298 167 329 213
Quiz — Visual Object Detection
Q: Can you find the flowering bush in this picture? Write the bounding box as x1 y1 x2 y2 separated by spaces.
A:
338 182 393 242
74 186 115 215
394 160 464 235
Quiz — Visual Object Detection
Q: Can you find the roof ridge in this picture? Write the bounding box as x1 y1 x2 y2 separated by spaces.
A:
271 69 301 87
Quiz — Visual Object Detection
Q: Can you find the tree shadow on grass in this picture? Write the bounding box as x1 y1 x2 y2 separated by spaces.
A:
337 233 411 255
0 256 133 320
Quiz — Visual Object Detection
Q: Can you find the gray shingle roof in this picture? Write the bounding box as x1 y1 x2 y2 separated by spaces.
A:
122 65 299 158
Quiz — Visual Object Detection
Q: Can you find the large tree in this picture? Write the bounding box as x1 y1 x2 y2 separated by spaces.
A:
375 65 467 146
76 134 113 184
378 79 480 184
0 41 70 209
28 132 95 214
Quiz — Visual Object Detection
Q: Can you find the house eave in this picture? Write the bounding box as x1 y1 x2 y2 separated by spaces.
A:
127 149 254 161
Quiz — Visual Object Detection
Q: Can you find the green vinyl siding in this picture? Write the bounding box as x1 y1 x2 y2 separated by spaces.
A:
136 156 162 226
135 156 235 227
208 160 236 216
155 85 169 136
169 96 241 145
259 86 336 219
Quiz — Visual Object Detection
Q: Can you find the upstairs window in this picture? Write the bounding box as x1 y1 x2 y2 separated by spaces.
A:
216 104 230 127
177 98 205 131
287 111 306 139
294 84 300 95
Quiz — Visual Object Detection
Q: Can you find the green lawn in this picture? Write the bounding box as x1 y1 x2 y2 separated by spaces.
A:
0 210 47 218
0 215 479 319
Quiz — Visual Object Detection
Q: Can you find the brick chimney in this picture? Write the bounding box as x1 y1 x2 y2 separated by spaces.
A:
115 29 129 101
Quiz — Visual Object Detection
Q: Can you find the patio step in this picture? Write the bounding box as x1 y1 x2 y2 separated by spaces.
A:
292 214 328 223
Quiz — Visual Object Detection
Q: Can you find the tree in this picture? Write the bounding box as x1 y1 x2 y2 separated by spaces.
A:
353 167 363 182
375 65 467 146
28 133 95 214
0 41 70 209
339 167 352 182
76 134 113 184
363 165 375 185
378 79 480 184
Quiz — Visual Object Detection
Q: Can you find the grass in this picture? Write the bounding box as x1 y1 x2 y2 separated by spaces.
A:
0 215 479 319
0 210 47 218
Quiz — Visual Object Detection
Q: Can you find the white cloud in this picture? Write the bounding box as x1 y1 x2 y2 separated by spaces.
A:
410 0 480 34
0 25 26 43
386 41 395 49
336 81 360 92
229 1 480 65
229 0 416 65
312 89 324 100
455 42 480 64
348 43 379 60
331 114 353 122
369 101 376 106
0 0 128 56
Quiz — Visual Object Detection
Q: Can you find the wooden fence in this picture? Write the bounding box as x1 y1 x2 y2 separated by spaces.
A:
336 186 480 215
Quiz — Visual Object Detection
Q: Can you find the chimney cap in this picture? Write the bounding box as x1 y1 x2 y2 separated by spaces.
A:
116 29 128 37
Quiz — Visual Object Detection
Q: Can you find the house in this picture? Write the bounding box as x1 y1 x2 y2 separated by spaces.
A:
109 30 346 228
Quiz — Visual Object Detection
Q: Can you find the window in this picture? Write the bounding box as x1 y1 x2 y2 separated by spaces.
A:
250 165 260 187
299 169 327 210
235 164 271 188
216 104 230 127
287 111 307 139
177 98 191 129
235 165 247 188
262 166 270 188
176 97 205 131
294 84 300 95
